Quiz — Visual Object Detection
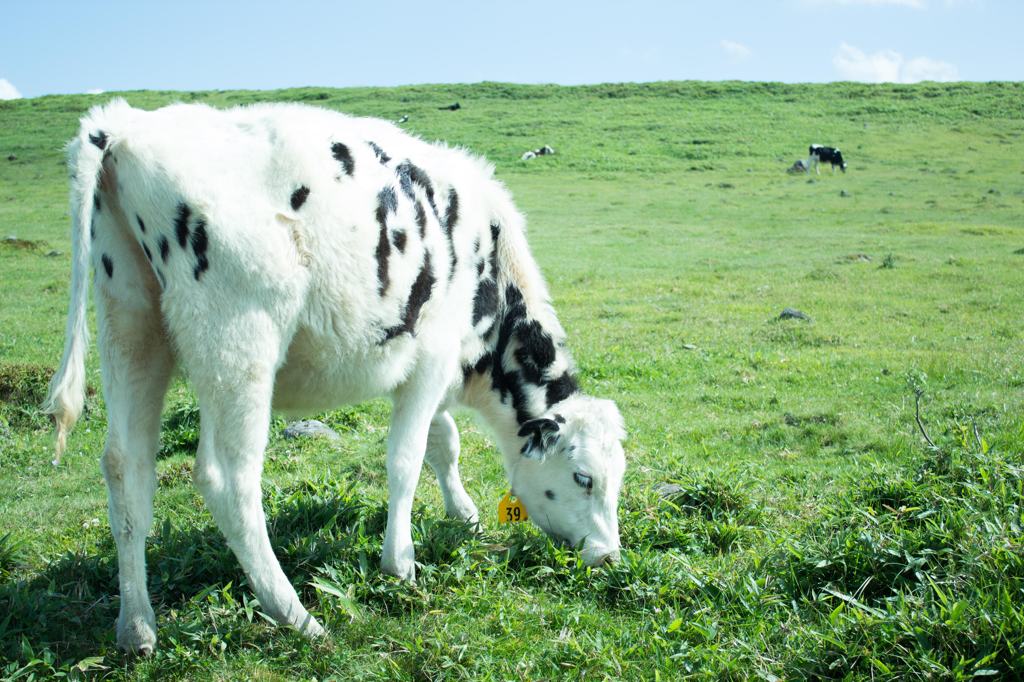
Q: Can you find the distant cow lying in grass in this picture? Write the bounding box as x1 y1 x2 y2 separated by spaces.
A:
809 144 847 174
787 159 809 174
521 145 555 161
45 100 626 654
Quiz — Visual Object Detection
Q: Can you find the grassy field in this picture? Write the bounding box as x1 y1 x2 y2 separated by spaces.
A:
1 81 1023 680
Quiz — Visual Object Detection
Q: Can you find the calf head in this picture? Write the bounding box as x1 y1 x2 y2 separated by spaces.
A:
509 395 626 565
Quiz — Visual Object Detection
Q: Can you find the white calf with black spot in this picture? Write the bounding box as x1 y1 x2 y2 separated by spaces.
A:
45 100 627 653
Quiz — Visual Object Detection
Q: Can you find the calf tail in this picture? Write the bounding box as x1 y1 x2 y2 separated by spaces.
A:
43 102 126 463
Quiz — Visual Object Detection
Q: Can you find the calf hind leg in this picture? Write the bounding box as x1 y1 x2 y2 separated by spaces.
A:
94 267 174 654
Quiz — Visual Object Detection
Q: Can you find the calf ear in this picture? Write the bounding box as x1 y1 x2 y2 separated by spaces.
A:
518 418 562 460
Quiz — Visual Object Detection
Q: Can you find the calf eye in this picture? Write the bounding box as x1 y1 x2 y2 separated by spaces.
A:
573 472 593 491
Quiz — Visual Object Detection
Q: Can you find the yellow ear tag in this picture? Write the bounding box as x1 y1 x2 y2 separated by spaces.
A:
498 492 528 524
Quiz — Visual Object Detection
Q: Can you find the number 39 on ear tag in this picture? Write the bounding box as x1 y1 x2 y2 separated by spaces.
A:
498 492 528 524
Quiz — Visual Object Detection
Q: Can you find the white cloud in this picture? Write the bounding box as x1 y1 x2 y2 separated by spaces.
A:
85 88 105 95
901 55 960 81
720 40 752 61
833 43 958 82
0 78 22 100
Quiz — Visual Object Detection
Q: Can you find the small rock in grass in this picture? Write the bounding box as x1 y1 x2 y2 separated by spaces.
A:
654 482 684 499
840 189 849 197
45 250 63 257
779 308 811 321
6 154 16 162
681 343 698 351
283 419 340 441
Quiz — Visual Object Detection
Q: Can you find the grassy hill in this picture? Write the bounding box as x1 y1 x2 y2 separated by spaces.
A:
1 81 1023 680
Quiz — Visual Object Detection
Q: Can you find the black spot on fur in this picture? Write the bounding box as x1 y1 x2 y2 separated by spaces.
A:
415 202 428 239
174 204 191 249
489 224 501 280
490 285 535 424
553 413 566 424
331 142 355 176
477 260 485 277
136 215 146 233
515 320 556 384
545 490 556 500
89 131 107 150
191 219 208 255
158 236 170 263
101 253 113 278
290 186 310 211
476 283 578 423
472 278 498 326
90 220 95 241
377 186 398 218
375 187 397 296
143 243 153 261
395 161 437 217
93 193 101 212
444 187 459 232
545 372 579 407
396 165 415 201
194 256 209 281
382 253 436 341
393 230 407 253
442 188 459 280
368 141 391 165
156 269 166 289
191 220 209 281
472 352 493 376
462 353 493 384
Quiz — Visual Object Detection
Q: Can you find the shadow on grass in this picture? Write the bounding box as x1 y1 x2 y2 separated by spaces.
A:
0 481 477 668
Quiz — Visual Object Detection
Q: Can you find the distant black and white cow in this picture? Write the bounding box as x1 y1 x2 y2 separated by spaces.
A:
521 145 556 161
809 144 847 174
45 100 626 654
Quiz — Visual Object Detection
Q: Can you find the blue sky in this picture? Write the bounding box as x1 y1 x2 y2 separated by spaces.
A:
1 0 1020 99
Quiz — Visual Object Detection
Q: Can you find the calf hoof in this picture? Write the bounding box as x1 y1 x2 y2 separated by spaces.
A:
448 500 479 526
116 613 157 656
298 614 327 639
380 554 416 582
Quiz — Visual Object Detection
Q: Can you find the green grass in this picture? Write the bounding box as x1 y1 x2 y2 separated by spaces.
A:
1 81 1023 680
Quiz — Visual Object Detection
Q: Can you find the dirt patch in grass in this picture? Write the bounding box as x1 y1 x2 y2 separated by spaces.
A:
0 363 56 428
1 236 46 251
0 363 52 406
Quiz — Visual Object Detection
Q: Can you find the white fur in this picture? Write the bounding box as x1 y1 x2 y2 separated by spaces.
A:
44 100 626 653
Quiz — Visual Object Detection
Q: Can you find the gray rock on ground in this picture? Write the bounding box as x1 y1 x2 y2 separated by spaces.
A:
283 419 340 441
653 482 684 498
779 307 811 321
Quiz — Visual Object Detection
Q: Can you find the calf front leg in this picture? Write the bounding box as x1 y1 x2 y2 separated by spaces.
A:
192 378 325 638
425 411 478 524
381 362 453 581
